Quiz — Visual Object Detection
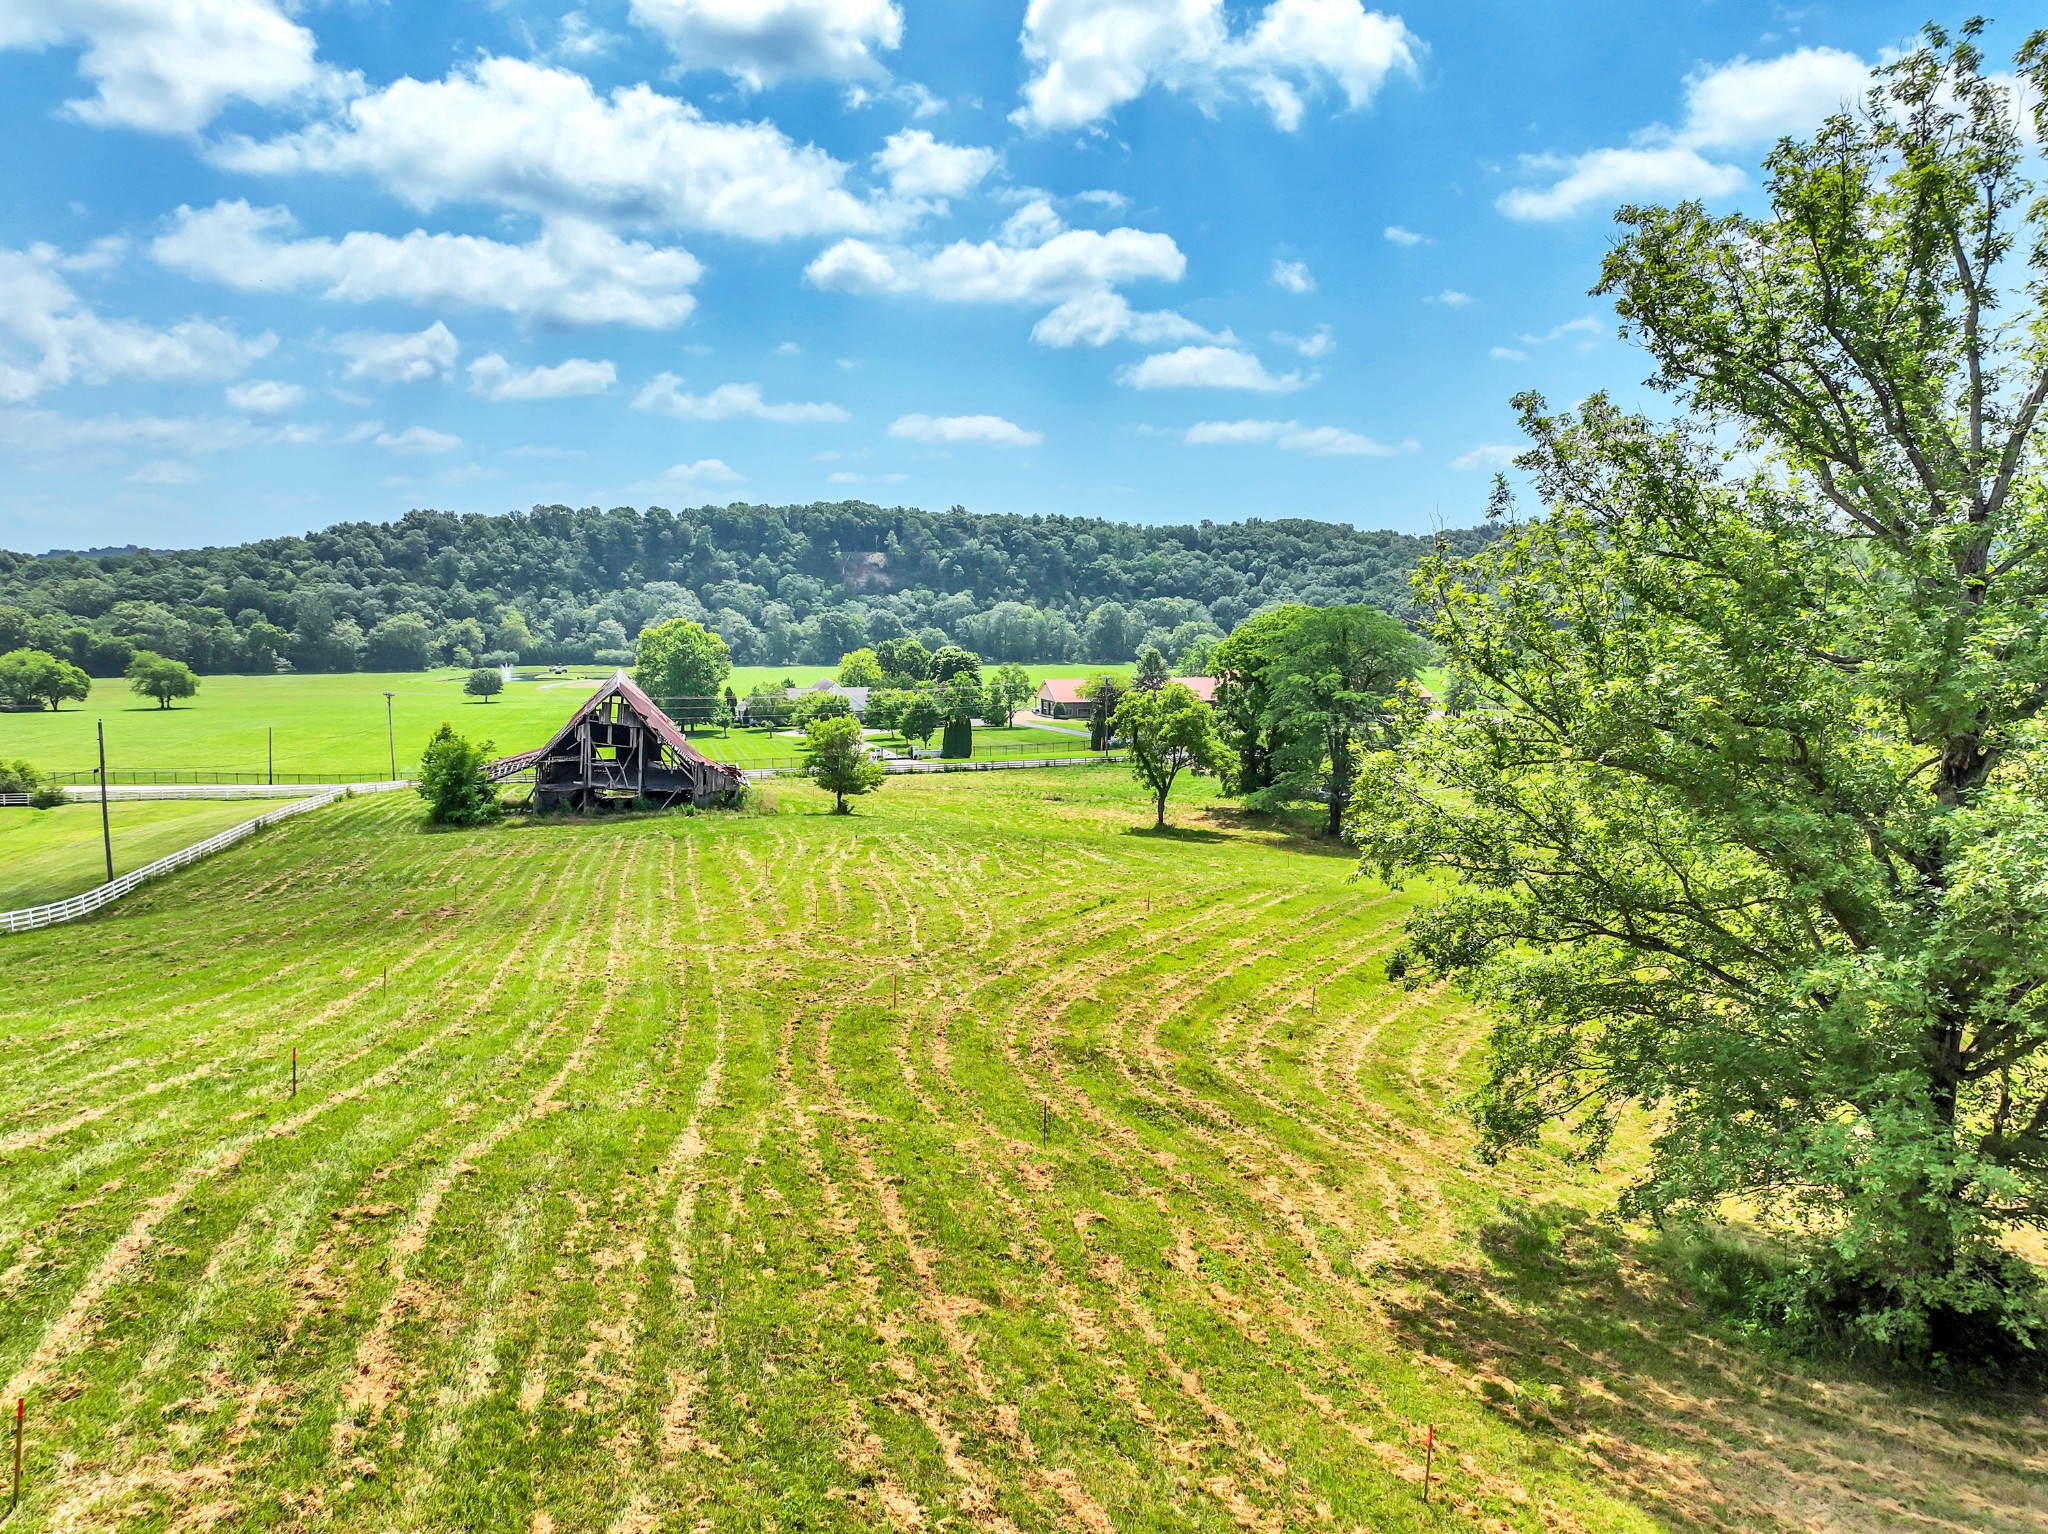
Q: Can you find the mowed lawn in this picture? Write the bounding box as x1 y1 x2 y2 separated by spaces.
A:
1 664 1131 779
0 798 303 909
4 769 2035 1532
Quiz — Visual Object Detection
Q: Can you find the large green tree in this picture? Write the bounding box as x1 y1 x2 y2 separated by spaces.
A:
1210 604 1313 796
0 648 90 711
634 618 732 730
985 662 1034 727
125 650 200 709
1113 681 1224 828
1082 672 1124 752
1258 606 1425 836
1355 27 2048 1354
939 671 979 758
805 713 886 813
837 648 884 686
899 690 943 754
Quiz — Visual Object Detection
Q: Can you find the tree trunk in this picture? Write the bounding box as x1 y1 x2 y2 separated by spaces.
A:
1327 728 1349 838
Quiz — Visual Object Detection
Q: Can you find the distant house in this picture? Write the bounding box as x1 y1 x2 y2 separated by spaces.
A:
784 679 870 715
1036 675 1217 719
1035 679 1091 719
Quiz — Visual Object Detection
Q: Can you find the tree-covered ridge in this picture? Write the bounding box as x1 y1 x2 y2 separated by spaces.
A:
0 502 1488 675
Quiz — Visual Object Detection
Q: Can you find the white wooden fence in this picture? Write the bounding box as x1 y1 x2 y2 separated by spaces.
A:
1 781 411 935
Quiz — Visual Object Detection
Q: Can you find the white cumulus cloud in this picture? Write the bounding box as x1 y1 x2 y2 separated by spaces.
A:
0 0 344 135
210 56 896 242
331 323 460 385
153 202 703 329
1270 258 1314 293
225 379 303 413
1382 224 1426 246
889 413 1043 447
629 0 902 86
1500 47 1869 220
872 129 999 201
1016 0 1420 132
1030 291 1223 347
468 353 616 401
1184 418 1403 454
377 425 461 453
1272 325 1332 357
655 457 743 484
807 201 1184 309
633 375 849 422
1118 345 1306 392
0 245 272 404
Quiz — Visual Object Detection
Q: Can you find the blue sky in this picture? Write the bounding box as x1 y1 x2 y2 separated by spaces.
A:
0 0 1976 552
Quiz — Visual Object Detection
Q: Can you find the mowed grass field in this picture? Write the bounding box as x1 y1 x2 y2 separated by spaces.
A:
4 770 2039 1533
0 665 1127 780
0 799 304 909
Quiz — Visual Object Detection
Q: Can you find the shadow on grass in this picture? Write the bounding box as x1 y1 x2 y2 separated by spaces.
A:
1375 1199 2048 1531
1126 822 1230 843
1192 803 1355 858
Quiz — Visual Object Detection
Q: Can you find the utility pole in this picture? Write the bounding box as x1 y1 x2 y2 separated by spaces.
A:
96 719 113 884
267 725 274 787
383 692 397 782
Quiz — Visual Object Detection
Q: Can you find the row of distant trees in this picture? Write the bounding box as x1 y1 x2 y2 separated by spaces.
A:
0 502 1489 677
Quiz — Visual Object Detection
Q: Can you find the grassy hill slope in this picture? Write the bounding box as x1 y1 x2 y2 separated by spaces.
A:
1 772 2040 1531
0 798 306 909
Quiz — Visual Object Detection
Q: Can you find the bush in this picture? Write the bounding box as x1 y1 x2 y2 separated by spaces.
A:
940 718 972 758
30 784 66 809
417 723 503 827
0 757 41 794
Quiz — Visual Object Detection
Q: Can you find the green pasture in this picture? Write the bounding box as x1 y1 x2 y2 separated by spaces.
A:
713 721 1100 770
0 797 301 909
1 768 2036 1532
0 663 1135 779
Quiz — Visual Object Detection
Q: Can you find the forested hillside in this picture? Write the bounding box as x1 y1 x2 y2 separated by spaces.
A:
0 502 1488 675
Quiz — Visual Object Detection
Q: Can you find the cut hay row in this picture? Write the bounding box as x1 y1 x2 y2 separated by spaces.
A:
1 772 2043 1532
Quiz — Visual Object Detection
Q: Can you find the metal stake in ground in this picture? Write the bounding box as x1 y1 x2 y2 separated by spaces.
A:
291 1046 297 1099
96 719 113 884
11 1396 22 1513
1421 1423 1434 1504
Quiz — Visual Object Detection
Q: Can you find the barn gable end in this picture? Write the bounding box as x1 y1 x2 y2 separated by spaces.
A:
489 670 744 811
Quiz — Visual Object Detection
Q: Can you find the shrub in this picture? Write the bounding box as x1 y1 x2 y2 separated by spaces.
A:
29 784 65 810
417 723 502 827
0 757 41 794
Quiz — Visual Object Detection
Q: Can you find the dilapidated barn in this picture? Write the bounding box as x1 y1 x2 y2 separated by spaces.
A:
489 670 744 811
